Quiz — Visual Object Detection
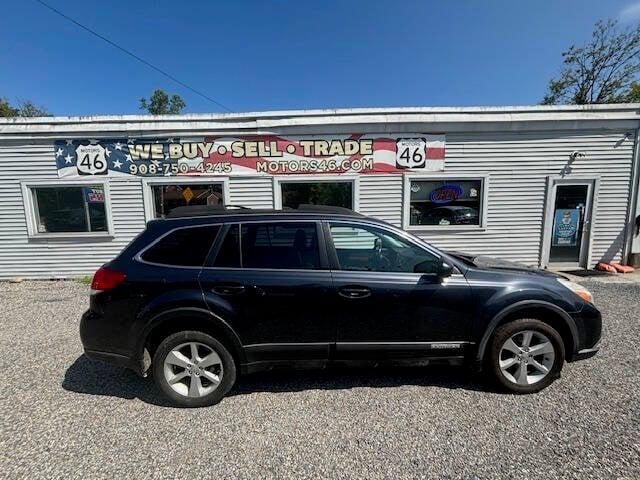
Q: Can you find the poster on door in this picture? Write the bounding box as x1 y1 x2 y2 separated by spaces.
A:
54 134 445 178
552 209 580 246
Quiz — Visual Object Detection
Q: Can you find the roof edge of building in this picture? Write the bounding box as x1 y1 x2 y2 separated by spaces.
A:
1 104 639 137
1 103 639 124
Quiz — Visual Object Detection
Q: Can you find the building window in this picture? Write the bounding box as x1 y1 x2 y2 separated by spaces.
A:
31 185 108 234
151 183 224 218
280 181 353 209
406 177 486 228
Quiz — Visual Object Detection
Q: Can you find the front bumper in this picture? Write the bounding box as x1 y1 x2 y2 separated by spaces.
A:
570 342 601 362
567 301 602 362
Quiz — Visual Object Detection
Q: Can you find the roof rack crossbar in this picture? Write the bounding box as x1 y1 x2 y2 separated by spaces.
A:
294 204 361 215
165 203 362 218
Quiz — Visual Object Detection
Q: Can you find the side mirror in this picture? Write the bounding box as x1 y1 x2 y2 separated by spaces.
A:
438 261 454 277
414 259 454 277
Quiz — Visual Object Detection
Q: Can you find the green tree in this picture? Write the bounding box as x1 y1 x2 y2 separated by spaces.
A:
139 89 186 115
542 20 640 105
0 98 18 117
0 97 50 117
622 82 640 102
16 100 50 117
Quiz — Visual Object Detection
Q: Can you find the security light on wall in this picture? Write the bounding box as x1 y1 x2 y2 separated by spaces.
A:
569 151 586 162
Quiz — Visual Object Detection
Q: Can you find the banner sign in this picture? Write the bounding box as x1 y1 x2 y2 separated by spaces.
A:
83 187 105 203
54 134 445 178
552 208 580 247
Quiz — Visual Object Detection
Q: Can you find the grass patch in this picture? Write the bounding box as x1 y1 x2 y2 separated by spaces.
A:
75 275 93 285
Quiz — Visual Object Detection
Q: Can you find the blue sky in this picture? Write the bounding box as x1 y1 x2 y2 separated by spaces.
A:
1 0 639 116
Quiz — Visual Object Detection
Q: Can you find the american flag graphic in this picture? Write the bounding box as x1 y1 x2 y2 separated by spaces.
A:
55 138 183 178
55 134 445 179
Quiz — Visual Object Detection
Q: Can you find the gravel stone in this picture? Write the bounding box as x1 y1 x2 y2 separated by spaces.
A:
0 280 638 479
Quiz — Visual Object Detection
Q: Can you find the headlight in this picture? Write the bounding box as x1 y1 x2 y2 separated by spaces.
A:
557 278 593 304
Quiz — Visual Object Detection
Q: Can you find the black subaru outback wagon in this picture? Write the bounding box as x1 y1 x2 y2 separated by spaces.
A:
81 205 601 407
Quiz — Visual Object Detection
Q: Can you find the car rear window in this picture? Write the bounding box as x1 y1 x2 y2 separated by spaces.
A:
241 222 320 270
212 224 241 268
141 225 220 267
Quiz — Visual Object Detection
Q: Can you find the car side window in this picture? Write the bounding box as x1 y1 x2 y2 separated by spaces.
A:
212 224 241 268
329 223 440 273
241 222 321 270
141 225 220 267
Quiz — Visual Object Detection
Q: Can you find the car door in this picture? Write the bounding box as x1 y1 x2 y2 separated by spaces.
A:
325 220 473 360
199 220 335 365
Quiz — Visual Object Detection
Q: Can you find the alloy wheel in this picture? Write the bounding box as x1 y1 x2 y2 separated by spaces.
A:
163 342 223 398
499 330 555 386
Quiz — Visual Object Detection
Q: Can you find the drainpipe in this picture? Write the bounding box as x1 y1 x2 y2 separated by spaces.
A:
622 125 640 266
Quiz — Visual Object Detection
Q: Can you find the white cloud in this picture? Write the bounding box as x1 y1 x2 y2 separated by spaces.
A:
619 2 640 22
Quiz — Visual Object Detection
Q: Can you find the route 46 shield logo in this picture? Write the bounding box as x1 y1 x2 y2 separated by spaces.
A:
75 144 108 175
395 138 426 169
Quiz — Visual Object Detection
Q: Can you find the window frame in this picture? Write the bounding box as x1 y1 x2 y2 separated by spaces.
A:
135 222 224 269
142 177 230 221
402 173 489 231
272 175 359 211
21 179 115 239
137 224 223 268
324 219 445 275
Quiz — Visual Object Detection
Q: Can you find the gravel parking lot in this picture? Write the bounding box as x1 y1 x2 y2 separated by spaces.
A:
1 280 639 479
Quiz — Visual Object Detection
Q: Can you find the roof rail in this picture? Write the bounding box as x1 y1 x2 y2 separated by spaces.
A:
294 204 362 216
165 203 362 218
166 205 249 218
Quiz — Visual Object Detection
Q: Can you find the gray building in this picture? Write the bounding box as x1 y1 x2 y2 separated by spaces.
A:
1 104 639 279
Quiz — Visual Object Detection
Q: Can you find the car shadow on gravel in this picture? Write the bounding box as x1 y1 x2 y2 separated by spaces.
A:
62 354 498 407
229 366 496 398
62 355 176 407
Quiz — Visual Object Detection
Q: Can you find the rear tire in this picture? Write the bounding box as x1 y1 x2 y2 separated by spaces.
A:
488 318 565 394
153 330 236 407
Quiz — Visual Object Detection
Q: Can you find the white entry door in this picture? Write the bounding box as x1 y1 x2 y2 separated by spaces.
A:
543 178 598 269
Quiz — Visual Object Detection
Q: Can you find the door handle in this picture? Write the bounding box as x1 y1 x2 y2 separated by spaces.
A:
212 285 246 296
338 286 371 299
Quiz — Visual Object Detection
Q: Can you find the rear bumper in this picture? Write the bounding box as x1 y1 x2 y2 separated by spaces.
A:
84 348 139 371
80 309 142 374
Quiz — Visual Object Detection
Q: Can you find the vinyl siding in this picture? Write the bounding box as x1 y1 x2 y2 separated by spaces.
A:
228 177 274 209
358 174 403 226
0 128 636 279
0 142 146 279
356 131 634 266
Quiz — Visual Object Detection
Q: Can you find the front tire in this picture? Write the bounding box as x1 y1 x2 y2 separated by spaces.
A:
153 330 236 407
488 319 565 394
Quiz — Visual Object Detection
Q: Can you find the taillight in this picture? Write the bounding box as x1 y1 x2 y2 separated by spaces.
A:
91 266 126 293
